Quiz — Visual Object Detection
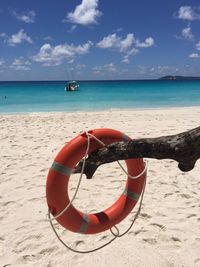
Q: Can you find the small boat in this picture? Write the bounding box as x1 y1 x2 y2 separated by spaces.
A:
65 81 79 91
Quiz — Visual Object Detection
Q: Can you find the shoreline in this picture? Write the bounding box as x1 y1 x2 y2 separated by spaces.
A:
1 105 200 116
1 107 200 266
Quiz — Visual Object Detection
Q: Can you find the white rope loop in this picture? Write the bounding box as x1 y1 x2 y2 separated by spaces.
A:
47 130 147 253
48 132 91 221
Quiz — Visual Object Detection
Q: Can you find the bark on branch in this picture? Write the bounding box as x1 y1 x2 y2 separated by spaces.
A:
74 126 200 179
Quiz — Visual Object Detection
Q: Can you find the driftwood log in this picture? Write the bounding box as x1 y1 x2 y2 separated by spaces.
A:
74 126 200 179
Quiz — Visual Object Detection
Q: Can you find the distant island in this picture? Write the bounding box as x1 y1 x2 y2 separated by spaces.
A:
159 75 200 80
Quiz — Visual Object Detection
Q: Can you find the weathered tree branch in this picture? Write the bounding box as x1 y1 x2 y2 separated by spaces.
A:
74 126 200 179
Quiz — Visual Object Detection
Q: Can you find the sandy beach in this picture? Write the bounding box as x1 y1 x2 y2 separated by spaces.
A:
1 107 200 267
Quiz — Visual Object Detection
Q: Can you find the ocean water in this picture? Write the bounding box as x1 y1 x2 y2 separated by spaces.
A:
0 80 200 113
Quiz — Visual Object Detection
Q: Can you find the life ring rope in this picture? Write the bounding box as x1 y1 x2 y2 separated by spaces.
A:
48 131 92 221
47 130 147 253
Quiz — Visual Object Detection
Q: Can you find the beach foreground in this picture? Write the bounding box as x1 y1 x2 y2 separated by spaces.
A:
1 107 200 267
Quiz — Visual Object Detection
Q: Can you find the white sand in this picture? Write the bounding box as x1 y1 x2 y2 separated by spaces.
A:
0 107 200 267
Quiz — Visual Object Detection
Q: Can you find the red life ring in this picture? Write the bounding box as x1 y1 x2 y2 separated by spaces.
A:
46 128 146 234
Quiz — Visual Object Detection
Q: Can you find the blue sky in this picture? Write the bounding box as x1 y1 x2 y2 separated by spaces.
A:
0 0 200 80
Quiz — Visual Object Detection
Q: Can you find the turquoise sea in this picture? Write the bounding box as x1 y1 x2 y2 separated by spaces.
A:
0 80 200 113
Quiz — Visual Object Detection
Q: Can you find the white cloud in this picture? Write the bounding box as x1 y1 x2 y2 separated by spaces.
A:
92 62 117 74
188 41 200 59
175 26 194 41
97 33 135 51
12 10 36 23
177 6 200 21
10 58 31 70
67 0 102 26
122 48 139 64
196 41 200 51
68 64 86 76
32 41 93 66
97 33 120 49
8 29 33 46
97 33 154 63
103 63 117 72
121 57 129 64
189 53 200 59
137 65 148 75
137 65 179 76
120 34 135 51
181 26 194 40
136 37 154 48
92 65 102 74
127 47 139 56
